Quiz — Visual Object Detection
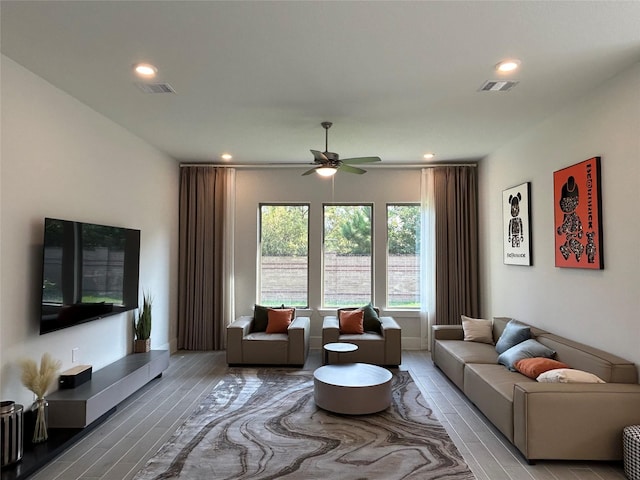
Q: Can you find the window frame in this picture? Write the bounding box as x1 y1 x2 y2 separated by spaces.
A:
386 202 420 310
321 203 374 309
257 203 310 308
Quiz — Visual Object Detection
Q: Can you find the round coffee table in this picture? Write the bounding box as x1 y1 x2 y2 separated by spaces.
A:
323 342 358 365
313 363 393 414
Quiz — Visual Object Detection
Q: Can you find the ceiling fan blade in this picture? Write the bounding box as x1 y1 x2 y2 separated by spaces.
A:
339 164 367 175
341 156 381 164
310 149 328 163
302 167 318 176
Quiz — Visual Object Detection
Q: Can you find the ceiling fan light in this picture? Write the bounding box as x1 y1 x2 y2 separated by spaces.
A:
316 166 337 177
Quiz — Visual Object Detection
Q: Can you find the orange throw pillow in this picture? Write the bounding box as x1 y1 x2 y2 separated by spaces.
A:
339 309 364 334
265 308 294 333
514 357 569 379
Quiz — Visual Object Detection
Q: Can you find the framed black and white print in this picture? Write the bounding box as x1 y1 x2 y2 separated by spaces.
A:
502 182 532 266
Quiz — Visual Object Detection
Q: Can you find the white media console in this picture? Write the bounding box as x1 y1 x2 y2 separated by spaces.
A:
47 350 169 428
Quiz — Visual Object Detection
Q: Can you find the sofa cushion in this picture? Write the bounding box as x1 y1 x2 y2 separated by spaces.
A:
495 320 531 354
339 309 364 334
514 358 569 379
537 368 606 384
265 308 294 333
432 340 498 390
462 315 494 344
464 363 536 441
244 332 288 341
437 339 499 365
498 339 556 371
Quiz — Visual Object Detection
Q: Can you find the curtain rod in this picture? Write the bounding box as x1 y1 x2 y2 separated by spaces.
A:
179 162 477 169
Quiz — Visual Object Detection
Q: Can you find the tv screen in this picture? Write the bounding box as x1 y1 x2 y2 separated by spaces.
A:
40 218 140 335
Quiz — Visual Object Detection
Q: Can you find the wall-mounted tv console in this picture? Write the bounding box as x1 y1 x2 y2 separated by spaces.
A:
48 350 169 428
0 351 169 480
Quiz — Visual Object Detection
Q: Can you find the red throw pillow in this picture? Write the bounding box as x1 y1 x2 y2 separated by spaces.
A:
339 309 364 334
265 308 294 333
514 357 569 379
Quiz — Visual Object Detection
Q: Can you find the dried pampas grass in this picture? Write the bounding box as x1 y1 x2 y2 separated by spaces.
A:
19 352 62 399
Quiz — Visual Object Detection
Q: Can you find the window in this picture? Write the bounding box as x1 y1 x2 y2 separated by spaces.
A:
323 204 372 307
259 204 309 307
387 204 420 309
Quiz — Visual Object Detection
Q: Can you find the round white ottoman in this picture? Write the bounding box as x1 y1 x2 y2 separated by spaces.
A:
313 363 393 415
624 425 640 480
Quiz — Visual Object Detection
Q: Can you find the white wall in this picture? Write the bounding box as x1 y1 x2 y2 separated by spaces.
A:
479 62 640 366
234 168 423 348
0 56 179 406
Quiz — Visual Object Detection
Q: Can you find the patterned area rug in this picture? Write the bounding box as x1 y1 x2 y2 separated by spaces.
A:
133 368 475 480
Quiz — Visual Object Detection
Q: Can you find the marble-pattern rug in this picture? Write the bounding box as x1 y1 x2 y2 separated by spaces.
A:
133 368 476 480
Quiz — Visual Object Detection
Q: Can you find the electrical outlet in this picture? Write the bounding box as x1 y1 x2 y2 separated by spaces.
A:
72 347 79 363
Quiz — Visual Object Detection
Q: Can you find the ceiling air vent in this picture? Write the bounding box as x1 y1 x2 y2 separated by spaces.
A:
478 80 519 92
135 82 176 94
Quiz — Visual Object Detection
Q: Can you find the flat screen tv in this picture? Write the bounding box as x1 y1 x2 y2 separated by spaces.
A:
40 217 140 335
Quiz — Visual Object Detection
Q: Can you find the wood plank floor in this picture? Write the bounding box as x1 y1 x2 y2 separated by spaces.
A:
28 350 626 480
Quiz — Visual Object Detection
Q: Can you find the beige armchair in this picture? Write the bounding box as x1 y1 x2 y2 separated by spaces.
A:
226 315 310 366
322 307 402 366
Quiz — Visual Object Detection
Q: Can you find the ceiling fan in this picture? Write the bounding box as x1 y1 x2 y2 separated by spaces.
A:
302 122 381 177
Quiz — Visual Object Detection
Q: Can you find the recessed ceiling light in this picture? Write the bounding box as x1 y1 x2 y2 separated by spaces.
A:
221 153 233 161
495 59 521 73
423 153 435 160
133 63 158 78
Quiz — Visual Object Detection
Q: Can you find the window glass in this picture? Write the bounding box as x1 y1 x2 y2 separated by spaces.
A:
387 204 420 309
323 204 372 307
259 204 309 307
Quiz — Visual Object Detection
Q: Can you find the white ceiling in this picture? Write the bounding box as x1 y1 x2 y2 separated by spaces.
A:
2 1 639 166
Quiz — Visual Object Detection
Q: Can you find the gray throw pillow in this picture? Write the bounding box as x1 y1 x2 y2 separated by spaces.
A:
497 339 556 371
495 320 531 354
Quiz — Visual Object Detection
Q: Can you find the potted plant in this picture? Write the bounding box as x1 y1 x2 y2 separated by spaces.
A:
134 291 152 353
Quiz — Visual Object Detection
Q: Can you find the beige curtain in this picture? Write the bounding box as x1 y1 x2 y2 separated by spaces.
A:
178 167 235 350
433 166 479 325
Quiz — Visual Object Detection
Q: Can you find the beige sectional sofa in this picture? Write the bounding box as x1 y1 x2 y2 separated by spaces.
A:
432 317 640 462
